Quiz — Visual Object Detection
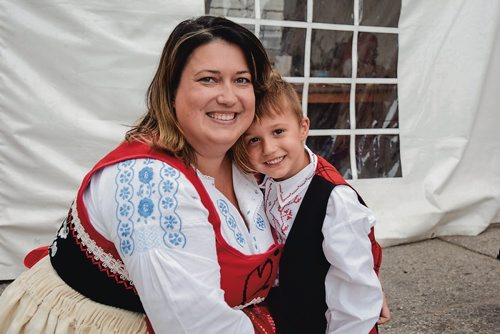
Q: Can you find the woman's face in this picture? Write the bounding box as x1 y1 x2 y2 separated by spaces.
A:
174 40 255 159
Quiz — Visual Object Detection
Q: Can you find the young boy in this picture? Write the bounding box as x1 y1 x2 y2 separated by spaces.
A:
234 73 387 333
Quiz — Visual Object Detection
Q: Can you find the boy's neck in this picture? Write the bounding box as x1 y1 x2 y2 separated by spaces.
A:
275 148 311 182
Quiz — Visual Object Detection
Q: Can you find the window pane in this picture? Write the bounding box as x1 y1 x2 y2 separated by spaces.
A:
356 134 401 178
205 0 255 17
290 83 304 102
261 0 307 21
242 24 255 33
307 135 352 179
356 84 398 129
308 84 350 129
313 0 353 24
311 29 353 77
261 26 305 77
359 0 401 27
357 32 398 78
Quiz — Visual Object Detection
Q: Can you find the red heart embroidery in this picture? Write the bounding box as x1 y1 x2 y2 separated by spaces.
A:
241 258 274 305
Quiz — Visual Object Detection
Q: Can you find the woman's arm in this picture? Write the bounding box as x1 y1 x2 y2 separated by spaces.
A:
321 185 383 334
85 158 254 333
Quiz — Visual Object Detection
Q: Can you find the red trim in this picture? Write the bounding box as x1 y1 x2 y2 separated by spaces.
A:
314 154 382 275
23 246 49 269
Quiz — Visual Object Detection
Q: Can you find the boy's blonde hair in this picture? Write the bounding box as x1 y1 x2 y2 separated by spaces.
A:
233 71 304 173
255 71 303 124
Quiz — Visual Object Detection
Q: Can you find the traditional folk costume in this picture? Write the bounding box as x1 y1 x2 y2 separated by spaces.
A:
0 141 281 334
265 147 383 334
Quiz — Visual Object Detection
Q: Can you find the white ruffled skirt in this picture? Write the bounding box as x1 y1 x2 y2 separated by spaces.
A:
0 256 147 333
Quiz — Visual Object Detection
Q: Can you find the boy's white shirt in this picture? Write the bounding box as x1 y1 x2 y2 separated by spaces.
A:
261 146 383 334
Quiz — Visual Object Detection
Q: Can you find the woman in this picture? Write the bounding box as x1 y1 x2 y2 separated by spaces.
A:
0 16 280 333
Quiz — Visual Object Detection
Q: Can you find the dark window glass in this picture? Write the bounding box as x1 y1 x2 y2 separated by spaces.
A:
359 0 401 27
356 134 402 178
261 0 307 21
357 32 398 78
308 84 350 129
307 135 352 179
205 0 255 17
313 0 354 24
355 84 398 129
311 30 353 78
261 26 306 77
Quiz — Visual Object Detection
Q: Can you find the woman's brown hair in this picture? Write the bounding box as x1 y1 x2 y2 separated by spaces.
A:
126 16 272 166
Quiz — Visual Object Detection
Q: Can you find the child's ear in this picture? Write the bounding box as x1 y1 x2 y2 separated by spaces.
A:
299 116 310 140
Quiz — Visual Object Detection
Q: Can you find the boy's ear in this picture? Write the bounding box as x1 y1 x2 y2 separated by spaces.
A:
299 116 310 140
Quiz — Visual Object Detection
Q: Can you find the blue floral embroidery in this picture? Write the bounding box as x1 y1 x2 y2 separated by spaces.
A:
115 160 135 256
119 169 133 184
163 215 179 229
135 162 157 225
162 180 175 193
159 165 186 248
162 166 178 178
119 186 131 200
119 204 132 217
121 239 133 254
138 198 154 217
115 159 187 254
255 214 266 231
168 232 185 246
218 199 245 247
139 167 154 184
161 197 175 209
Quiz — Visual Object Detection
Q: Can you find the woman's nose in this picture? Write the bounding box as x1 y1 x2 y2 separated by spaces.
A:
216 82 237 106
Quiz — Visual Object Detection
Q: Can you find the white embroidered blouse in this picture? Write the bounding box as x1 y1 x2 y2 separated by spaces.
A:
261 147 383 334
83 158 274 334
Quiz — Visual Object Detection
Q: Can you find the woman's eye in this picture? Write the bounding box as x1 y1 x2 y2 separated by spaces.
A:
199 77 217 83
235 77 251 84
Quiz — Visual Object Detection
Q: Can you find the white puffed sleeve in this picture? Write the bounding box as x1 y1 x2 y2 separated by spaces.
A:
322 185 383 334
84 158 254 334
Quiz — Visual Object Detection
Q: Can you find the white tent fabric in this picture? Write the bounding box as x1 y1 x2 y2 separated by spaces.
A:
1 0 499 279
0 0 204 279
355 0 500 246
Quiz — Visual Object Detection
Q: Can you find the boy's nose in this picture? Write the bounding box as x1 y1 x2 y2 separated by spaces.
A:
262 139 276 155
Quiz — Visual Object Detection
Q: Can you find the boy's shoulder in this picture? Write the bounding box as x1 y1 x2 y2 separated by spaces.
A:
314 155 349 186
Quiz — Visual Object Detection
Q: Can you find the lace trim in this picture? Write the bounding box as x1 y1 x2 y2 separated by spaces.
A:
71 201 132 283
233 296 266 310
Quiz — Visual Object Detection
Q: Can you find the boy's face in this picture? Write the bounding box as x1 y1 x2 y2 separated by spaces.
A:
243 100 310 181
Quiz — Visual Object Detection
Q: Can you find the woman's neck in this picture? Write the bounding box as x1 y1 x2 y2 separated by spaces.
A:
195 153 231 178
197 153 240 216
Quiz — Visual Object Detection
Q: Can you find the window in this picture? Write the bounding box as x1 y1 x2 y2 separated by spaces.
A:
206 0 402 179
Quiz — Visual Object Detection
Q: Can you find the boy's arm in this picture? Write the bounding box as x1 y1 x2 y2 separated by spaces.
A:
321 185 383 334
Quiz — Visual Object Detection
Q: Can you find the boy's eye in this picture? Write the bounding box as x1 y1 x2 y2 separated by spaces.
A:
248 137 260 145
273 129 285 135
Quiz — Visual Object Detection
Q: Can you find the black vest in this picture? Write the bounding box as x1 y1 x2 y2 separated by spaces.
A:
50 205 145 312
267 175 334 333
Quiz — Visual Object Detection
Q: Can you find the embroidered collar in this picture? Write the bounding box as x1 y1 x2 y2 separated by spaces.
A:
197 163 263 231
263 147 317 207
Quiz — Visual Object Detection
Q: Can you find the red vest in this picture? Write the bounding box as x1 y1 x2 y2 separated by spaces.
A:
76 140 283 308
28 141 281 333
